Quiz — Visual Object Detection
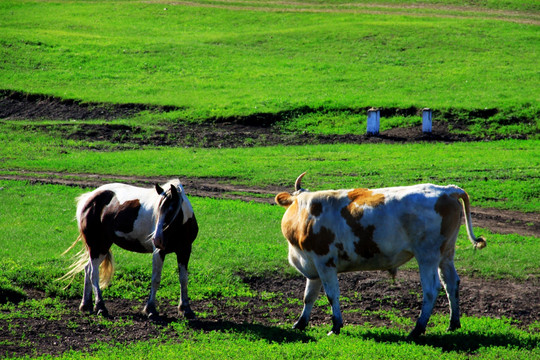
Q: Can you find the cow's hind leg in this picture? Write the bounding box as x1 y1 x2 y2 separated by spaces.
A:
410 258 440 338
293 277 322 331
317 266 342 335
143 251 164 319
439 260 461 332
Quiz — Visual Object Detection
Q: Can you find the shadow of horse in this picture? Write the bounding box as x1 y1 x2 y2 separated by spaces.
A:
186 319 315 344
145 313 315 344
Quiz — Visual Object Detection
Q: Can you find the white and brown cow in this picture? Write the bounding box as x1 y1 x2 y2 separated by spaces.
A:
275 173 486 337
62 179 198 319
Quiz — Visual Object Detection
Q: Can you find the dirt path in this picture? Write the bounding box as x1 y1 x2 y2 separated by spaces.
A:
156 0 540 25
1 170 538 237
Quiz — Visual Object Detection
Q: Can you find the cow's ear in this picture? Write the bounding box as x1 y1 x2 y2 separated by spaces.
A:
170 184 179 201
275 192 294 208
155 184 165 195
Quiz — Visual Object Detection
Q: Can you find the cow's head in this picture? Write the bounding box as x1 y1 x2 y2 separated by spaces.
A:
275 172 307 208
151 183 183 250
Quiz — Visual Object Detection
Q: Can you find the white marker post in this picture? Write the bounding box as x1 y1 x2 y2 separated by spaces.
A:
366 108 380 135
422 108 432 133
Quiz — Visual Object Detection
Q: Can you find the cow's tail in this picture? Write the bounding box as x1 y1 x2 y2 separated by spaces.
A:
456 191 487 250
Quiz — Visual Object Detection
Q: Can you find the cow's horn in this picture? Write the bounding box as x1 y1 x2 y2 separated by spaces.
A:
295 172 307 192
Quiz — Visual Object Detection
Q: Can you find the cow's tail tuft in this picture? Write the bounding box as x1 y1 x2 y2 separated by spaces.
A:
456 191 487 250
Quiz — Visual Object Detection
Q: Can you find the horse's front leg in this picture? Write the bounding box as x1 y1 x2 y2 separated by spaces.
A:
143 251 164 319
177 261 195 319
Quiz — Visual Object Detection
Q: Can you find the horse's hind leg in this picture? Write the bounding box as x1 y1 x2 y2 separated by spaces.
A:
79 260 93 312
89 254 108 316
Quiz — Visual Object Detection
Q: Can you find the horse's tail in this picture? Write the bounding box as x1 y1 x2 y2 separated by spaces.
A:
58 234 89 288
58 235 115 289
99 250 114 288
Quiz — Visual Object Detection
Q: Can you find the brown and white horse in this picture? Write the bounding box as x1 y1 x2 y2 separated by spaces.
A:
62 179 198 319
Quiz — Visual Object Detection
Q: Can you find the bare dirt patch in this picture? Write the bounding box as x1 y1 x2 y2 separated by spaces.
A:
2 271 539 357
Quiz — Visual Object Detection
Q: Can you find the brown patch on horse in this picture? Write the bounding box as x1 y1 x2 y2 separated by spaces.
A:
435 193 462 255
79 190 116 259
112 199 141 234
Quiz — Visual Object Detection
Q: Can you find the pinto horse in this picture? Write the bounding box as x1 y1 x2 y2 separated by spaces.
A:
62 179 198 319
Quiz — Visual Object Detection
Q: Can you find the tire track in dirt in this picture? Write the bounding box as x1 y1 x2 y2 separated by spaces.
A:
1 170 538 237
154 0 540 25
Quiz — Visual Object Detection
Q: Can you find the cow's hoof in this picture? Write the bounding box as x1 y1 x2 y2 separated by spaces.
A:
181 309 196 320
293 318 308 331
408 324 426 339
447 320 461 332
143 304 159 319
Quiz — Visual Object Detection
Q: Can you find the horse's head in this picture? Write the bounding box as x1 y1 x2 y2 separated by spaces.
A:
151 183 184 251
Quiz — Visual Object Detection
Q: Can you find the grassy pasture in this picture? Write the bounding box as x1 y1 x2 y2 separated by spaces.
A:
0 180 539 358
1 0 539 358
1 0 539 122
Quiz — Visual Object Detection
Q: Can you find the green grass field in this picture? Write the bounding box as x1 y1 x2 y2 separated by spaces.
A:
0 0 539 358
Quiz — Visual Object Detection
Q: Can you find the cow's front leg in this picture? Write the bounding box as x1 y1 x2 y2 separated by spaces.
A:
294 277 321 330
318 266 342 335
143 251 164 319
177 262 195 319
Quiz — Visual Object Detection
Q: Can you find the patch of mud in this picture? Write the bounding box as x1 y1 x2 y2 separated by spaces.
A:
1 271 538 357
0 90 178 121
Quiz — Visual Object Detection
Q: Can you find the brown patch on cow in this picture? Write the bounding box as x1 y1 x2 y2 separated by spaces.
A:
347 188 385 208
340 206 380 259
275 192 294 208
335 243 351 261
435 193 462 255
281 201 335 255
310 202 323 217
326 258 336 267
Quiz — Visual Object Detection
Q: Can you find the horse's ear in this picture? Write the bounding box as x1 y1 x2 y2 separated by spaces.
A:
170 184 179 201
155 184 164 195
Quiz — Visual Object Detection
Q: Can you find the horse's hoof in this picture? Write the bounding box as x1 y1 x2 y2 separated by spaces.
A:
79 303 93 313
94 302 109 317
